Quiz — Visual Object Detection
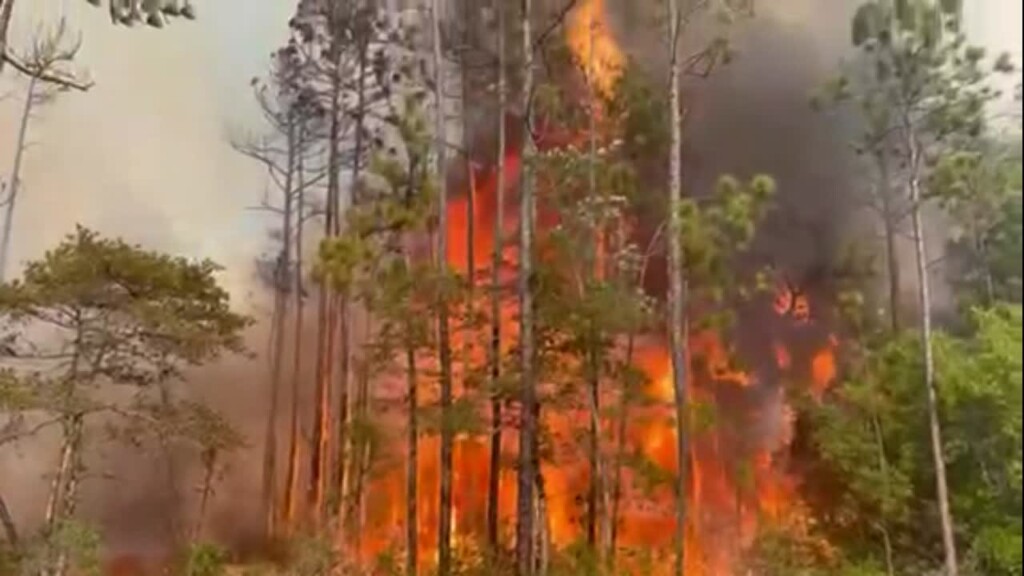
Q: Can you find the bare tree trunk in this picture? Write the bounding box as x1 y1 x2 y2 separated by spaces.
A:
309 1 346 523
348 342 371 557
263 117 296 541
282 135 305 528
44 432 74 530
157 384 184 548
0 76 37 283
0 491 17 547
431 0 455 572
193 448 218 543
462 0 477 305
0 0 14 75
486 0 508 553
516 0 538 571
905 113 958 576
609 331 634 566
666 0 689 574
871 415 896 576
405 309 420 576
336 25 371 531
532 430 549 576
334 295 350 526
876 149 902 333
583 11 612 560
283 139 307 531
52 414 83 576
971 224 995 305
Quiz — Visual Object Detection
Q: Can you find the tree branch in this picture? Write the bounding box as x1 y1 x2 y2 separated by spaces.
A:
1 50 93 92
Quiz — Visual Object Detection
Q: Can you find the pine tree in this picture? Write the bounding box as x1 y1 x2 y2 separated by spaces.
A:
0 227 248 576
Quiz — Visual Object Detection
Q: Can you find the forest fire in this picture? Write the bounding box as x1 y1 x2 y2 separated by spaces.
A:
350 1 840 573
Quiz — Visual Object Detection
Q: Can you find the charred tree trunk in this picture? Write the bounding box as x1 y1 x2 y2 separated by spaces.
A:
609 331 635 565
532 415 548 576
516 0 538 571
462 0 477 305
431 0 455 572
486 0 508 553
405 280 420 576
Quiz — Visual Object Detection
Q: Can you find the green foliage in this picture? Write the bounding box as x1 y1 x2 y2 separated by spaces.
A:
675 173 776 332
0 227 249 573
5 520 102 576
937 305 1022 553
0 226 249 437
181 542 229 576
801 304 1023 572
930 142 1023 305
0 225 249 380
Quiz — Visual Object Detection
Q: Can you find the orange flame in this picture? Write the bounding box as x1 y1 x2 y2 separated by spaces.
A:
565 0 625 97
350 3 843 573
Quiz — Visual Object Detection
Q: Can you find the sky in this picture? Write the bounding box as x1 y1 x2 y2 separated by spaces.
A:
0 0 293 302
0 0 1020 305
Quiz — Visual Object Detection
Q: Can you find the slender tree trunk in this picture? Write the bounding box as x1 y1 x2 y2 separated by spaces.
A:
406 308 420 576
336 26 371 531
431 0 455 573
876 149 902 333
516 0 538 572
263 117 296 541
462 0 477 303
972 224 995 305
583 12 612 559
0 76 37 283
157 384 184 548
52 414 83 576
904 113 958 576
532 426 548 576
0 0 14 75
282 135 305 528
334 294 350 524
44 431 74 530
609 332 635 566
283 138 307 531
309 0 355 525
0 491 17 548
348 344 371 557
666 0 689 574
193 449 218 543
309 35 342 526
871 415 896 576
486 0 508 553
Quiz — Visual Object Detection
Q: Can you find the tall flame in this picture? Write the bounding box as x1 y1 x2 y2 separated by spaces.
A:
565 0 625 97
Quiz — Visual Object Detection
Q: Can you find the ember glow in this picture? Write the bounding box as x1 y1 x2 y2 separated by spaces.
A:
354 2 840 573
